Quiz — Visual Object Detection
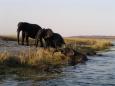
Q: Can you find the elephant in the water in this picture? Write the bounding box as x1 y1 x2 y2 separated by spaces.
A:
17 22 42 46
35 28 65 48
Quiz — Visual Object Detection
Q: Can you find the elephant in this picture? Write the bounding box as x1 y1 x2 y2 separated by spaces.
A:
45 33 65 48
35 28 53 47
60 48 88 66
35 28 65 48
17 22 42 46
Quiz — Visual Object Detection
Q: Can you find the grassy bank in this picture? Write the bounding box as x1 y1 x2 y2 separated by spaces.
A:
0 35 112 51
0 48 68 72
0 36 113 74
65 38 112 55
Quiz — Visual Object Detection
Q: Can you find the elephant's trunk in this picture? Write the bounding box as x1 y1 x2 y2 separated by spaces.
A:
17 29 20 45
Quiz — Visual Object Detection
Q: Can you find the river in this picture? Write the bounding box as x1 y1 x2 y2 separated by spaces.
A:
0 44 115 86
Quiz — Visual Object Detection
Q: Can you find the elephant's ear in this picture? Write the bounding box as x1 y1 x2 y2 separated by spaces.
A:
17 22 24 30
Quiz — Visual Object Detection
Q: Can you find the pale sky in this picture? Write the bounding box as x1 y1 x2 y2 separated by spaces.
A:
0 0 115 36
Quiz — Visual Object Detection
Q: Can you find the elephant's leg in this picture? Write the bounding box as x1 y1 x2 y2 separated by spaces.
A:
35 39 39 47
35 39 37 47
45 39 50 48
35 34 39 47
26 34 29 46
22 32 25 45
52 43 57 48
51 40 56 48
42 39 47 48
40 38 44 47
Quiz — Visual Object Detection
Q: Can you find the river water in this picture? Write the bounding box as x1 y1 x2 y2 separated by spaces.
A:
0 45 115 86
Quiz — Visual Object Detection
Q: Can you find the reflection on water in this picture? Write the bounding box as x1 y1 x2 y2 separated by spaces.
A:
1 46 115 86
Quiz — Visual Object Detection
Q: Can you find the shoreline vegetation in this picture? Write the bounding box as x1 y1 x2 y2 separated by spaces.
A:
65 38 112 54
0 36 113 77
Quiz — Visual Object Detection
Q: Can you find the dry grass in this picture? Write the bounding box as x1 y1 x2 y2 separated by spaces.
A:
64 38 112 51
0 36 112 51
0 36 113 73
19 48 68 66
0 48 68 71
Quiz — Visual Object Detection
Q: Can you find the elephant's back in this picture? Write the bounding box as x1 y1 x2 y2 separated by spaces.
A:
52 33 65 44
29 24 42 31
54 33 64 42
27 24 42 38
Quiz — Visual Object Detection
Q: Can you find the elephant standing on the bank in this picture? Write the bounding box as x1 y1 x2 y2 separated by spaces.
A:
35 28 53 47
17 22 42 46
45 33 65 48
35 28 65 48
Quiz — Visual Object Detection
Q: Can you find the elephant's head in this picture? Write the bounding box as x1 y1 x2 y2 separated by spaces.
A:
17 22 26 44
43 28 53 39
35 28 53 47
36 28 53 39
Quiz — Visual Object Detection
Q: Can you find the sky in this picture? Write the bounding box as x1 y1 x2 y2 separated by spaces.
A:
0 0 115 36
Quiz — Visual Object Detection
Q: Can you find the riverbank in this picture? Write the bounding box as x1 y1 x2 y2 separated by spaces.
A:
0 36 113 75
65 37 112 55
